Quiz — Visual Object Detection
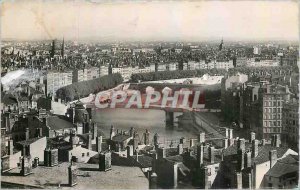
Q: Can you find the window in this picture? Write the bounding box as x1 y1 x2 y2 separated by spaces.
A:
268 183 272 188
87 152 90 157
82 153 85 157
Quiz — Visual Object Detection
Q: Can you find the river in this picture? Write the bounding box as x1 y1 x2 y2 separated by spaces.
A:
91 108 198 142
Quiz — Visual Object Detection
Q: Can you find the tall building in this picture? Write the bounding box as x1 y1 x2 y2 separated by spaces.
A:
72 67 100 83
282 99 299 149
46 70 73 96
243 82 292 140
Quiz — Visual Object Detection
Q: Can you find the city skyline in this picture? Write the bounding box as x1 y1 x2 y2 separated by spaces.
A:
1 0 298 42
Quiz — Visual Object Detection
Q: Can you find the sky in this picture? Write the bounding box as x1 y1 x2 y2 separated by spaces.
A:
1 0 299 42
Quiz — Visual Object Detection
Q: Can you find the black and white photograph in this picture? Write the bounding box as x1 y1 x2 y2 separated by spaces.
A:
0 0 299 189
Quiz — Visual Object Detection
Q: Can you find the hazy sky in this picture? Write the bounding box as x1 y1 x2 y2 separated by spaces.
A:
1 0 298 41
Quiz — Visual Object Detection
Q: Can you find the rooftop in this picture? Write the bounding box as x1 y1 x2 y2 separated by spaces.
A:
1 162 148 189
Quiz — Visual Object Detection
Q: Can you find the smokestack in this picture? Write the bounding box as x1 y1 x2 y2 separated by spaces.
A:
252 140 259 158
208 146 215 164
197 144 204 166
269 150 277 168
25 128 30 140
250 132 255 142
96 136 102 153
244 151 251 168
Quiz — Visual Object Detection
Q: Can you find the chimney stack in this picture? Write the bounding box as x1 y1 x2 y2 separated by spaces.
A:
177 143 183 155
35 128 42 137
250 132 255 142
225 128 229 138
208 146 215 164
269 150 277 168
223 138 228 148
153 133 159 146
68 161 78 186
190 139 195 147
237 138 245 152
96 136 102 153
261 139 266 146
87 134 92 150
144 129 150 145
198 132 205 143
157 147 166 158
244 151 251 168
8 138 14 155
25 128 30 140
92 123 97 140
237 148 244 171
252 140 259 158
127 145 133 158
197 144 204 166
229 128 233 139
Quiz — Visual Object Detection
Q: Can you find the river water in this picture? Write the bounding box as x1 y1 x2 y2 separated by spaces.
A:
91 108 198 142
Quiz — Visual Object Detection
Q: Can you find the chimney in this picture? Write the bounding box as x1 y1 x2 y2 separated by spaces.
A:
153 133 159 146
190 139 195 147
237 148 244 171
271 134 281 147
25 128 30 140
208 146 215 164
198 132 205 143
92 123 97 140
128 127 133 137
87 134 92 150
36 128 42 137
136 151 139 161
252 140 259 158
261 139 266 146
96 136 102 153
225 128 229 138
8 138 14 155
179 137 185 144
269 150 277 168
69 130 76 148
237 138 245 152
68 161 78 187
250 132 255 142
110 125 115 140
197 144 204 166
177 143 183 155
157 147 166 158
149 172 158 189
223 138 228 148
236 172 242 189
229 128 233 139
244 150 251 168
127 145 133 158
144 129 150 145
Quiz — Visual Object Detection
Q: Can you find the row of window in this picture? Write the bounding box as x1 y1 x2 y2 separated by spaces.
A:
264 108 281 113
263 114 281 120
264 121 281 127
264 127 281 133
264 101 282 107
